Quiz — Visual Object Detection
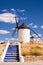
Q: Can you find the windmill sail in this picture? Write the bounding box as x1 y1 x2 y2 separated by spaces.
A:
30 28 43 41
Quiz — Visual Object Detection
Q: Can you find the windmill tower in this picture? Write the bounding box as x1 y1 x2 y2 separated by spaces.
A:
18 23 30 43
12 17 30 43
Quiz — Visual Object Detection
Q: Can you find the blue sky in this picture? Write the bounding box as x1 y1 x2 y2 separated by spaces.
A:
0 0 43 42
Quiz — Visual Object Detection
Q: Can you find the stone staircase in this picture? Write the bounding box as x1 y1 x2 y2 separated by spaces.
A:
4 45 20 62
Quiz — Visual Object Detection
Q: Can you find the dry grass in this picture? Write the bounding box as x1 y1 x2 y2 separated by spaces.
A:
21 41 43 56
0 43 6 56
20 41 43 61
0 41 43 56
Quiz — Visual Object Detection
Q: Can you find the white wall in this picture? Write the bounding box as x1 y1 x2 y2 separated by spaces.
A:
18 29 30 43
1 41 10 62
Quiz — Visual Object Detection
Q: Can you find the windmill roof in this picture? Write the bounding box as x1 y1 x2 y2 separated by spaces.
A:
18 23 30 29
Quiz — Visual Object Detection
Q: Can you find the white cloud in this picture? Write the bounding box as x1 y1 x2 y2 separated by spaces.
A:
0 12 18 23
10 38 15 40
36 38 43 42
20 17 27 20
12 28 15 30
32 25 38 28
0 30 10 34
0 40 4 43
5 38 18 41
2 9 8 12
31 34 37 37
10 38 18 41
31 34 41 37
11 8 16 11
41 26 43 28
33 38 42 42
17 9 25 12
29 23 33 26
31 34 42 42
38 34 41 37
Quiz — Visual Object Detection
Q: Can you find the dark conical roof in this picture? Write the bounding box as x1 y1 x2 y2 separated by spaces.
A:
18 23 30 29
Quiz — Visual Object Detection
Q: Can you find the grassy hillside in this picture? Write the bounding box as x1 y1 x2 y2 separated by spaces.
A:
21 41 43 56
0 41 43 56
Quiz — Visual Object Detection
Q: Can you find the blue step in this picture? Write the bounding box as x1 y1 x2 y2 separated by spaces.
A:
4 45 20 62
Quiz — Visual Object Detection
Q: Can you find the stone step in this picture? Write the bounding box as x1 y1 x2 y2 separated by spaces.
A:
4 45 20 62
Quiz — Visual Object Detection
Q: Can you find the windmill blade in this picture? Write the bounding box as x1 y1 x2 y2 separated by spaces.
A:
30 28 43 41
12 28 17 37
11 16 18 37
17 29 18 37
15 17 18 27
18 17 20 26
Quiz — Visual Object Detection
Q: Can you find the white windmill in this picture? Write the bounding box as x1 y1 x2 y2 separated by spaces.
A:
12 17 30 43
12 17 43 43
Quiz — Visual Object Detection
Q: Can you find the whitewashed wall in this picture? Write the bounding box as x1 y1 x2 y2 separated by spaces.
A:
18 29 30 43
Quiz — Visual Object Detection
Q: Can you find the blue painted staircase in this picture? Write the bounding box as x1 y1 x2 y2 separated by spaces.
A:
4 45 20 62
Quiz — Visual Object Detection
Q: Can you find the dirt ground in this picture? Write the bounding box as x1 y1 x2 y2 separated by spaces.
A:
0 61 43 65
